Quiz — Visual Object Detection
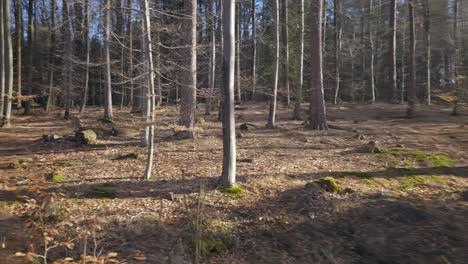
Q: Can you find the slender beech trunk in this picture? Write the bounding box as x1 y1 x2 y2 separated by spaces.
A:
15 0 22 109
127 0 134 108
401 22 406 103
281 0 290 106
369 0 375 103
235 3 241 102
407 0 416 118
219 0 236 188
24 0 34 115
46 0 56 112
310 0 328 130
141 0 156 180
179 0 197 139
293 0 304 120
333 0 341 104
266 0 279 129
424 0 431 105
80 0 91 113
251 0 256 100
154 0 162 106
0 0 4 120
322 0 327 48
3 0 14 127
104 0 113 119
453 0 460 98
63 0 73 119
205 0 216 115
217 0 224 121
389 0 397 102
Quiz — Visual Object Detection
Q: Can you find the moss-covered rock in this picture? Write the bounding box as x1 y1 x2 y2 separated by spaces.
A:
48 170 65 183
314 177 341 193
75 129 97 145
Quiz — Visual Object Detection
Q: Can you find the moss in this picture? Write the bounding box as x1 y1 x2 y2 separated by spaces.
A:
187 234 237 256
48 170 65 183
99 116 120 123
221 185 244 199
314 177 341 193
399 175 426 191
86 183 117 199
363 179 377 185
57 160 77 167
340 171 374 179
429 153 457 168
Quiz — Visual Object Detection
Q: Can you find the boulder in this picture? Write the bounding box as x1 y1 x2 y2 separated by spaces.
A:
75 129 97 145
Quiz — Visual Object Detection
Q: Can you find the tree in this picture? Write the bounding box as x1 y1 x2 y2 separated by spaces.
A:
205 0 216 115
141 0 156 180
368 0 376 103
46 0 56 112
424 0 431 105
2 0 14 127
266 0 279 129
281 0 290 106
292 0 304 120
15 0 22 109
309 0 328 130
406 0 416 118
235 2 241 102
1 0 4 121
63 0 73 119
80 0 91 113
24 0 35 115
219 0 236 188
251 0 257 100
104 0 114 119
179 0 197 139
333 0 342 104
389 0 397 102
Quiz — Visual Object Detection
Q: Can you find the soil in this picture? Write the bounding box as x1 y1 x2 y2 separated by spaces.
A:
0 103 467 264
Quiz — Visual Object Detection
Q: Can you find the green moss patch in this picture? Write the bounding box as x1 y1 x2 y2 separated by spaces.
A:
221 185 244 199
314 177 341 193
99 116 120 124
47 170 65 183
376 149 457 168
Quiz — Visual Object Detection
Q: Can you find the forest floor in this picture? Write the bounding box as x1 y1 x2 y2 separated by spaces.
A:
0 102 467 264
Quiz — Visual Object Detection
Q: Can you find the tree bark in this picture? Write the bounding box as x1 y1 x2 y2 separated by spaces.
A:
63 0 73 119
292 0 304 120
46 0 56 112
406 0 416 118
309 0 328 130
266 0 279 129
141 0 156 180
235 3 241 102
104 0 114 119
0 0 4 120
80 0 91 113
389 0 398 102
178 0 197 139
205 0 216 115
219 0 236 188
2 0 14 127
15 0 22 109
24 0 34 115
333 0 342 104
281 0 290 106
424 0 431 105
251 0 256 100
368 0 376 103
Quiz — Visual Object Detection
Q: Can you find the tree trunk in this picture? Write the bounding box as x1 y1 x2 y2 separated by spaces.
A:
15 0 22 109
368 0 375 103
406 0 416 118
205 0 216 115
154 0 162 106
309 0 328 130
80 0 91 113
46 0 56 112
266 0 279 129
24 0 34 115
0 0 4 120
292 0 304 120
235 3 241 102
251 0 256 100
2 0 14 127
178 0 197 139
281 0 290 106
104 0 114 119
141 0 156 180
219 0 236 188
389 0 397 102
333 0 341 104
424 0 431 105
453 0 460 98
63 0 73 119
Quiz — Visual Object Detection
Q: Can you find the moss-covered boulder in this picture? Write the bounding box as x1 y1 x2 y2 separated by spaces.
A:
314 177 341 193
75 129 97 145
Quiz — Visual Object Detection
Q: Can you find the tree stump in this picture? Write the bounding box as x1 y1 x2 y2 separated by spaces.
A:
75 130 97 146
